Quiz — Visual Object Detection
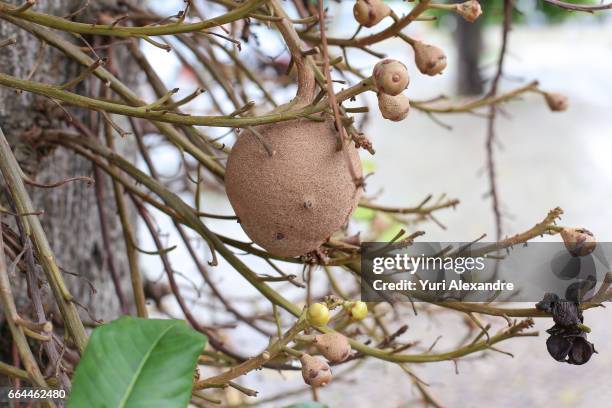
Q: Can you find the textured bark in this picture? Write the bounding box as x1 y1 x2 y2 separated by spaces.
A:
455 16 484 95
0 0 139 324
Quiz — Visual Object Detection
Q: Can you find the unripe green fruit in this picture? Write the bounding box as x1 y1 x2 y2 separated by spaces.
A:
373 59 410 96
413 41 447 76
377 93 410 122
300 354 332 387
307 302 330 327
346 301 368 320
353 0 391 28
314 332 352 363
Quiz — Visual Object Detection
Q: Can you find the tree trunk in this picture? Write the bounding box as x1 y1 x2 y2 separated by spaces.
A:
455 15 484 95
0 0 138 324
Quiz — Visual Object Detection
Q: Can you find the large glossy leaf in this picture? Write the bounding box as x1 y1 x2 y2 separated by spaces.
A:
68 317 206 408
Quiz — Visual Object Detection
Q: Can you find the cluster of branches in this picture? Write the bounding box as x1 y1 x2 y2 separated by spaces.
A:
0 0 611 406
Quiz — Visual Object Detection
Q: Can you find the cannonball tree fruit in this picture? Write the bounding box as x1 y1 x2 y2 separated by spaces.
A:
413 41 448 76
560 227 596 257
314 332 352 363
544 92 569 112
456 0 483 22
300 354 332 387
353 0 391 28
225 117 363 258
373 59 410 96
377 93 410 121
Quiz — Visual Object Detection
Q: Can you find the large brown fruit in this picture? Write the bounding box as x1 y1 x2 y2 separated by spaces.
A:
225 118 362 257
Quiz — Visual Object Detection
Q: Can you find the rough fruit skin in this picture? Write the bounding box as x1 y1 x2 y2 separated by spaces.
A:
377 93 410 121
353 0 391 28
225 118 362 257
413 41 448 76
456 0 483 23
544 92 568 112
314 332 352 363
300 354 332 387
373 59 409 96
560 227 596 257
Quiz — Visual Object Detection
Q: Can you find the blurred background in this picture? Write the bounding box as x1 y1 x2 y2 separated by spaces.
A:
133 1 612 406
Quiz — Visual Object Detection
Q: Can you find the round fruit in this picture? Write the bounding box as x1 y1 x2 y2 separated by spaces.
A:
346 301 368 320
353 0 391 28
307 302 331 327
377 93 410 121
544 92 568 112
456 0 483 22
413 41 447 76
373 59 409 96
225 117 363 257
300 354 332 387
314 332 352 363
560 227 595 257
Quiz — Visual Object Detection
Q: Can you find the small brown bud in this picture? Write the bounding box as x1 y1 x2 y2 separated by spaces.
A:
455 0 483 23
544 92 568 112
314 332 352 363
353 0 391 28
560 227 596 257
373 59 410 96
413 41 447 76
300 354 332 387
377 93 410 122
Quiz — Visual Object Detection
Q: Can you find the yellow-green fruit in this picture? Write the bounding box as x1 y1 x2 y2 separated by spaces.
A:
225 118 363 257
544 92 568 112
377 93 410 121
347 301 368 320
314 332 352 363
353 0 391 28
413 41 447 76
300 354 332 387
307 302 330 327
373 59 410 96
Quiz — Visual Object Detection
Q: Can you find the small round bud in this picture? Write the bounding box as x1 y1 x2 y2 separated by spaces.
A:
300 354 332 387
560 227 596 257
413 41 447 76
314 332 352 363
455 0 483 23
373 59 410 96
377 93 410 122
307 302 330 327
567 336 596 365
544 92 568 112
353 0 392 28
546 335 572 362
346 301 368 320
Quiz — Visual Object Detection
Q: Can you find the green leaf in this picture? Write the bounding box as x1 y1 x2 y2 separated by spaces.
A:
284 403 328 408
353 206 375 221
68 317 206 408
